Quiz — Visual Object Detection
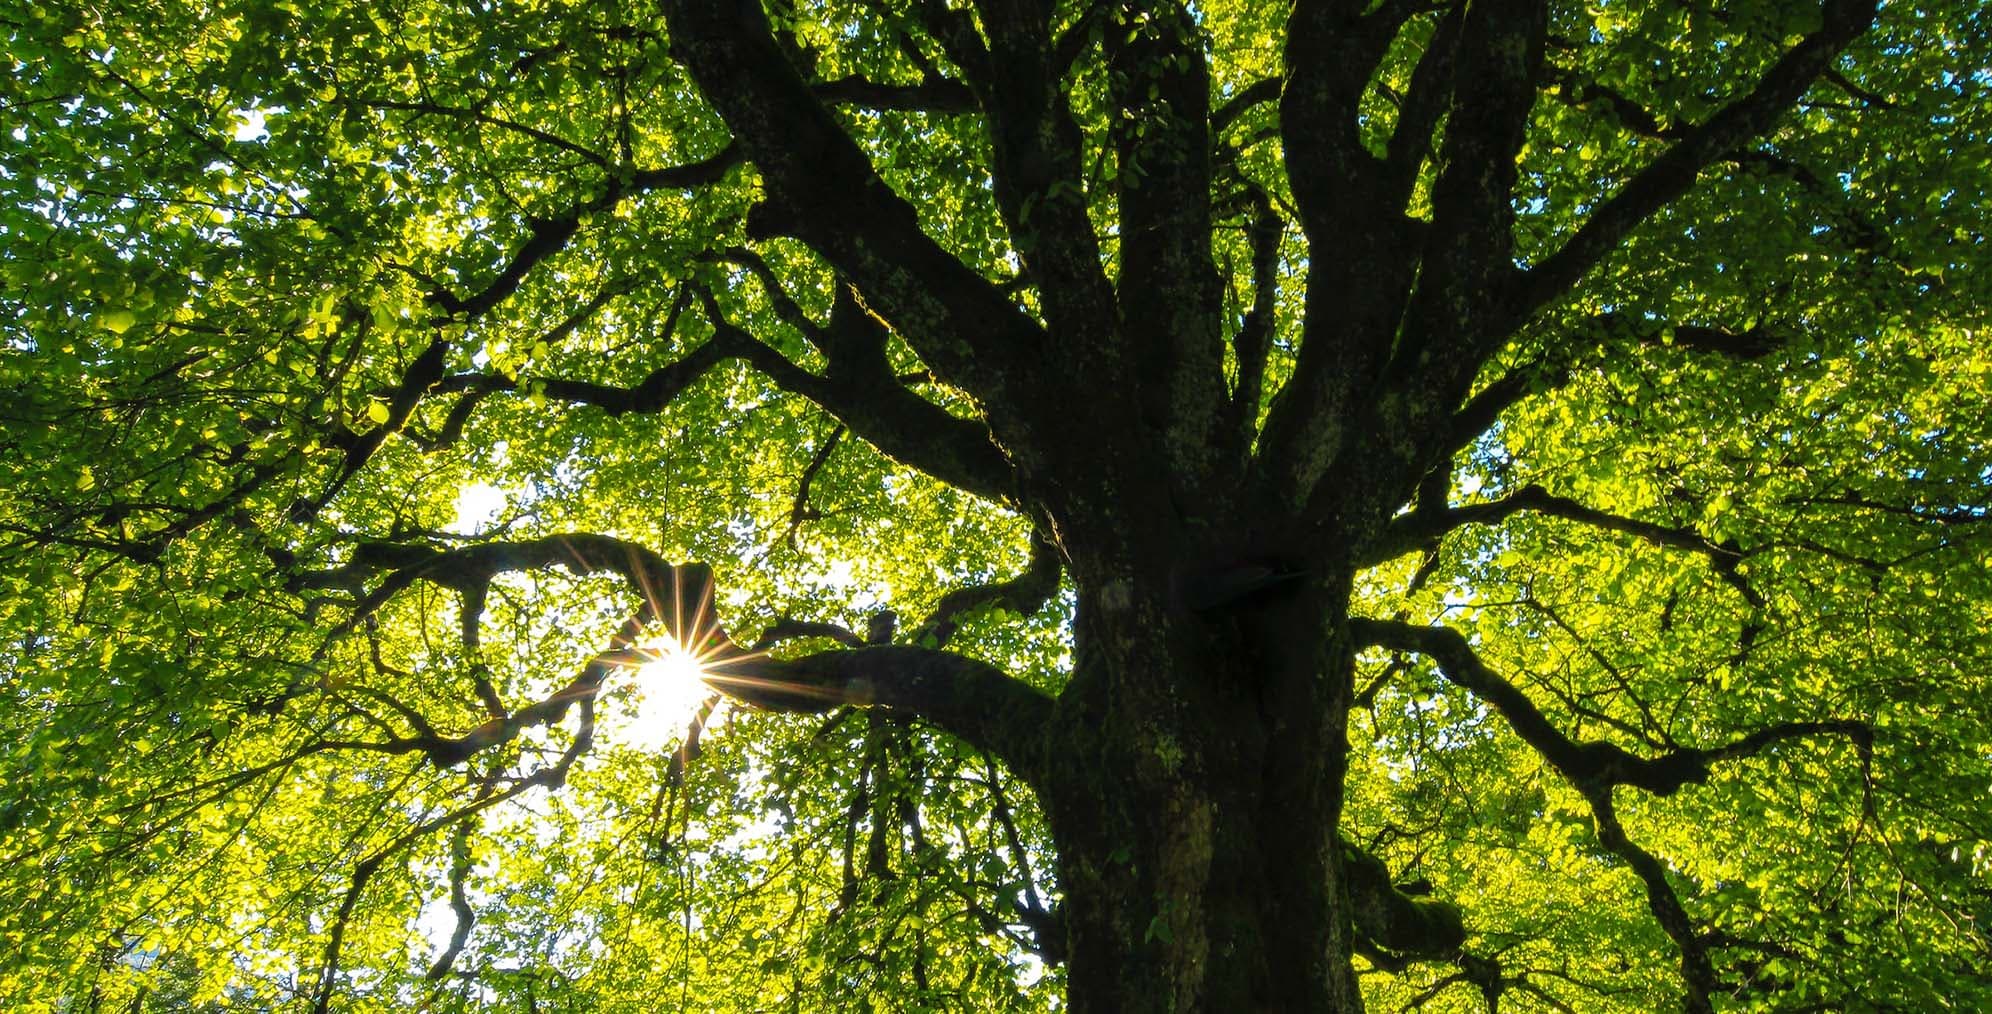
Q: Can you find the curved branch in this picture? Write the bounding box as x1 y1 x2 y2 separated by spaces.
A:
1350 618 1869 797
698 295 1018 502
1588 790 1716 1011
982 755 1063 962
310 532 1054 777
780 424 845 548
423 821 478 982
710 245 824 341
296 534 722 764
1343 837 1466 965
1382 6 1464 197
433 327 746 417
1435 306 1781 470
661 0 1044 401
1366 484 1749 598
1259 0 1428 502
943 1 1118 353
1516 0 1880 315
1542 64 1685 141
907 532 1062 649
1351 617 1871 1008
750 617 867 652
313 533 689 620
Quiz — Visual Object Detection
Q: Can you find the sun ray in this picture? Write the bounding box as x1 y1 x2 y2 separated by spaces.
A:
609 635 727 750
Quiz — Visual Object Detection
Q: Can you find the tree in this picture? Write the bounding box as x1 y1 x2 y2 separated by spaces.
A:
2 0 1988 1009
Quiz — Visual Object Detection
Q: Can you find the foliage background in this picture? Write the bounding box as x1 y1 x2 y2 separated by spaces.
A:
2 0 1989 1010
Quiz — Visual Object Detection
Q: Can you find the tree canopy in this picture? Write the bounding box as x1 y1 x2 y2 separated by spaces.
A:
2 0 1988 1010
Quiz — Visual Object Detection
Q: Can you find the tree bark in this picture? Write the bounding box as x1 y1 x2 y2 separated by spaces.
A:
1038 563 1369 1012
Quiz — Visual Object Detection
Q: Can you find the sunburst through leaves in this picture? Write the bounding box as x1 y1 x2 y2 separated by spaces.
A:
610 637 726 750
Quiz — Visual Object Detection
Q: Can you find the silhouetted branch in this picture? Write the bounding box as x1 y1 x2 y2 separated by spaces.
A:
751 617 867 652
1519 0 1881 314
908 534 1062 649
1371 483 1741 564
812 73 975 112
781 425 845 548
705 645 1055 782
1349 618 1870 798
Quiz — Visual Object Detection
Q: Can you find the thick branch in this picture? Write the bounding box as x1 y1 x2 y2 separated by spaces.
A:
662 1 1045 403
1211 77 1279 138
1442 367 1550 458
1281 0 1407 237
1392 0 1547 381
317 534 689 613
1106 2 1228 476
750 618 867 652
704 645 1054 782
1643 322 1786 359
1382 5 1464 200
811 73 976 113
699 295 1018 502
1343 837 1466 963
1258 0 1429 501
955 0 1120 353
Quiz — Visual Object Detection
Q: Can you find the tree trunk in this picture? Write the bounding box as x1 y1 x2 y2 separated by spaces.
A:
1040 567 1367 1012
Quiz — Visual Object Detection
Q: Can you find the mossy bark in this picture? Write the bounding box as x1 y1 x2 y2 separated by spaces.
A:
1037 564 1370 1013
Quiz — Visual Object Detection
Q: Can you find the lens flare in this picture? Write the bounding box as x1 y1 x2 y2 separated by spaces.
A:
612 638 722 750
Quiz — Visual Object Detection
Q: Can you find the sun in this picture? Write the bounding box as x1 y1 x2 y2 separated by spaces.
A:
613 638 723 750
